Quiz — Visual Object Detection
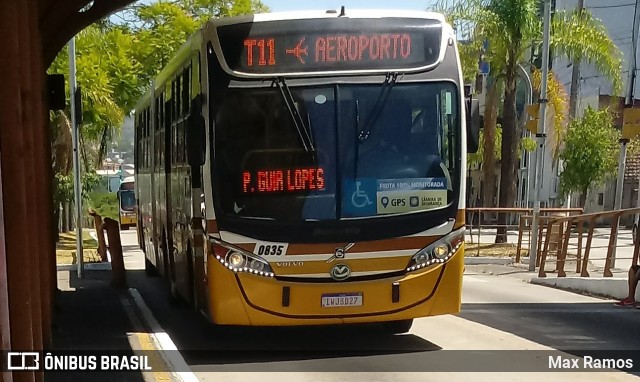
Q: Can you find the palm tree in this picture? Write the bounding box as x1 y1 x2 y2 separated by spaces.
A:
441 0 622 242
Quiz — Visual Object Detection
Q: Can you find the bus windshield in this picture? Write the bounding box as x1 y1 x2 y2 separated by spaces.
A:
119 190 136 212
214 82 459 222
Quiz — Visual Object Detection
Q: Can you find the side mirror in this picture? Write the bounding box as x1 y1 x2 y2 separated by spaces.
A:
466 96 480 154
187 99 206 168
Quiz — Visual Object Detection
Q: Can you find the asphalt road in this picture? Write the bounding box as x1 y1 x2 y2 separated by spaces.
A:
119 230 640 381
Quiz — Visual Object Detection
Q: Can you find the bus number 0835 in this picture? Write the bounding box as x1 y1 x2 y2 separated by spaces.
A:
257 244 285 256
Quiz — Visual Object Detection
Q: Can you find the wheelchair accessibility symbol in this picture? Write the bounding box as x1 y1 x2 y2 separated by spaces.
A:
351 181 373 208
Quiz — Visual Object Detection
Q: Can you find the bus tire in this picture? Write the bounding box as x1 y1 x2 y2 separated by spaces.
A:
144 257 157 276
381 319 413 334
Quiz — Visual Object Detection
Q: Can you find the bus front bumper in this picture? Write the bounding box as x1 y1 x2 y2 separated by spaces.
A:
206 245 463 326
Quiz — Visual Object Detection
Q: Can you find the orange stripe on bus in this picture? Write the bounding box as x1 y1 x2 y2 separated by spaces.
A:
226 236 440 256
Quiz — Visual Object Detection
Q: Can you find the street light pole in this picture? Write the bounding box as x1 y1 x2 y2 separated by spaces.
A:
69 37 84 278
529 0 552 271
614 0 640 267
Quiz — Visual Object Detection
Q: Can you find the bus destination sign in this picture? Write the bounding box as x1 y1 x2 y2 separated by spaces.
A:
217 18 443 75
242 167 326 194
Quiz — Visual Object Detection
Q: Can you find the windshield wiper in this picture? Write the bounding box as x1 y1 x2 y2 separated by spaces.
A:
357 72 398 142
353 73 398 178
273 77 315 152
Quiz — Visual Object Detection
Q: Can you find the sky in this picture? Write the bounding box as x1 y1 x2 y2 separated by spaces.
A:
262 0 440 12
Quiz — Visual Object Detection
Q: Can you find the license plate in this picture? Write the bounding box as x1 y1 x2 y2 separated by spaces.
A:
321 293 363 308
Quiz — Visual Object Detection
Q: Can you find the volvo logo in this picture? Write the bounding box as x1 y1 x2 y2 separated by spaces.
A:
330 264 351 281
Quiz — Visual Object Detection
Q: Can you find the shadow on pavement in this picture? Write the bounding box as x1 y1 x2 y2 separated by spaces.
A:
127 269 441 368
460 302 640 352
48 270 144 382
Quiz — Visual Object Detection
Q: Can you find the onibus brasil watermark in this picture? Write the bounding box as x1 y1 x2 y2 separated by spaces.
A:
6 352 152 371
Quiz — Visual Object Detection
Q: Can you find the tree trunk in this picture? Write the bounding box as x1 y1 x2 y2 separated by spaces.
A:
568 0 585 120
62 202 70 233
579 189 588 209
496 61 520 243
482 78 500 218
90 211 108 262
103 218 127 289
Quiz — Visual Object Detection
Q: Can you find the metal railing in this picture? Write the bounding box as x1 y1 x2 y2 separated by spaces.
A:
537 208 640 278
466 207 583 261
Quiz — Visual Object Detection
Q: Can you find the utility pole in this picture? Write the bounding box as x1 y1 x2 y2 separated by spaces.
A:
69 37 84 278
529 0 552 271
614 0 640 267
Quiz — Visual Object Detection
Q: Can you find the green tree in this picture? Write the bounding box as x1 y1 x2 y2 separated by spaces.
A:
47 0 267 235
440 0 622 241
48 25 142 167
116 0 267 86
559 107 618 207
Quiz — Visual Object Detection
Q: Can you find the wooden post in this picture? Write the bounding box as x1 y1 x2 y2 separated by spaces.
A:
477 209 481 257
27 0 52 351
603 213 621 277
89 211 108 262
557 218 573 277
17 3 44 368
581 217 597 277
576 220 584 273
103 218 127 288
633 227 640 268
536 217 544 267
516 216 525 263
538 219 555 277
0 2 37 381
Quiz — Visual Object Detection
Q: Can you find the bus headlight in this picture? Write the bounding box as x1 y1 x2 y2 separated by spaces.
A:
226 251 245 268
433 244 449 259
406 228 464 272
210 238 275 278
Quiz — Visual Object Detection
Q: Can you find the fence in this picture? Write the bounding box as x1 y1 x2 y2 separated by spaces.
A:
467 206 640 277
536 208 640 278
465 207 584 260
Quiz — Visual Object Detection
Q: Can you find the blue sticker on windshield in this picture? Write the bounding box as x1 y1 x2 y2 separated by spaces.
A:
376 177 448 214
342 179 377 217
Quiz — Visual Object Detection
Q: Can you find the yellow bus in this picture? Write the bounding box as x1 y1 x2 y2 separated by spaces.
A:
117 176 137 230
134 9 479 333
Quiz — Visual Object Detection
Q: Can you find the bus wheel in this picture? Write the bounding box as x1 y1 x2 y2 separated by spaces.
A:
381 319 413 334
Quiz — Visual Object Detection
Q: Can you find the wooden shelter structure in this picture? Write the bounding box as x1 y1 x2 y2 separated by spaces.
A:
0 1 134 381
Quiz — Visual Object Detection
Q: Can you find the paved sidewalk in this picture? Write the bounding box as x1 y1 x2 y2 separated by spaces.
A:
465 226 639 300
48 270 144 381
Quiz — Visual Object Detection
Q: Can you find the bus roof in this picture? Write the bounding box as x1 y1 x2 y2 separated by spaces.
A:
248 9 445 23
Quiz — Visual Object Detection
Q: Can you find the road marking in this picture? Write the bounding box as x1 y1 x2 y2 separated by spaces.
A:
127 288 199 382
120 295 173 382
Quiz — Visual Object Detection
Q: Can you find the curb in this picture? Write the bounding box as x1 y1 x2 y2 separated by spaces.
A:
56 262 111 271
531 277 631 300
464 257 514 265
127 288 198 382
